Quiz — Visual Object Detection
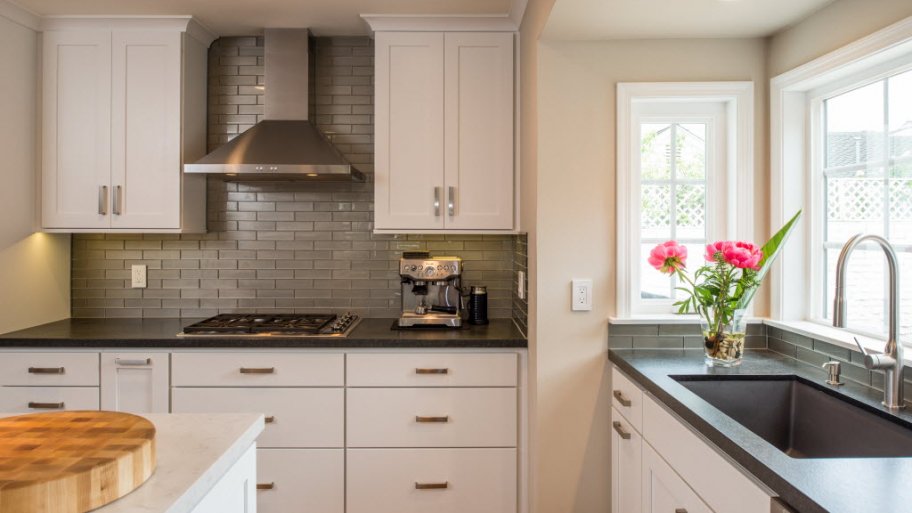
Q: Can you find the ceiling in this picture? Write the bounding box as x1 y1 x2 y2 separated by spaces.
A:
11 0 514 35
542 0 835 40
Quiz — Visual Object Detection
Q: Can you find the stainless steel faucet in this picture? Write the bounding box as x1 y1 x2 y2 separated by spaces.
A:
833 233 904 409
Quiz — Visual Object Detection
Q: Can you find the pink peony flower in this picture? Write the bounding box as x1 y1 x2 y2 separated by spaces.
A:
722 241 763 270
648 241 688 275
704 241 733 262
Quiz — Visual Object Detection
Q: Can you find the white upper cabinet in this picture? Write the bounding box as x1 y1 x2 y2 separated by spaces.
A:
374 30 515 232
41 18 212 232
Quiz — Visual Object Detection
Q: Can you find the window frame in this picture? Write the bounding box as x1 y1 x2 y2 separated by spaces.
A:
770 15 912 349
616 82 755 318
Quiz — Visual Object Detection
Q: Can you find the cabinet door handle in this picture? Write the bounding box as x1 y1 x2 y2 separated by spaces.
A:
264 416 276 424
415 482 448 490
98 185 108 215
28 367 65 375
612 421 632 440
613 390 632 407
256 482 275 491
113 185 123 215
239 367 275 374
115 358 151 366
415 368 449 375
29 402 65 409
447 186 455 216
434 187 441 216
416 415 449 423
675 509 688 513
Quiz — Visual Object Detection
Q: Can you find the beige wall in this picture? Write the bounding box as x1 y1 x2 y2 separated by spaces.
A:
0 9 71 334
768 0 912 76
529 37 766 513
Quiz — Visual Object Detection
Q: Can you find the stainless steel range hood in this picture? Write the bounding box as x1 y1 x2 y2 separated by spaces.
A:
185 29 363 181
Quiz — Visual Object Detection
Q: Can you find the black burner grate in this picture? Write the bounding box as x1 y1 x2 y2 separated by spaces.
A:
182 313 337 335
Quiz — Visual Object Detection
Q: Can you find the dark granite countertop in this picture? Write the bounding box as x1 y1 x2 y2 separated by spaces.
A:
0 318 526 349
610 349 912 513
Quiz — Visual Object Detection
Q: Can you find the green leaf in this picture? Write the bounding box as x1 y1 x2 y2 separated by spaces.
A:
735 210 802 310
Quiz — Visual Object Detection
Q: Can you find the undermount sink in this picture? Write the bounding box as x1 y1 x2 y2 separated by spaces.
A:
672 375 912 459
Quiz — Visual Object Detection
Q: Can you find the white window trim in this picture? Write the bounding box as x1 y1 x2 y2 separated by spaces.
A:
616 81 755 318
770 15 912 350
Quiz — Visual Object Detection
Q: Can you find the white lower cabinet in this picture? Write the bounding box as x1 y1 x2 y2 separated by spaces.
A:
0 386 99 412
257 449 344 513
101 352 170 413
347 448 517 513
642 444 712 513
611 407 642 513
190 443 257 513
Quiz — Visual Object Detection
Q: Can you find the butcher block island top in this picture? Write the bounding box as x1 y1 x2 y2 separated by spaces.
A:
0 411 156 513
0 412 264 513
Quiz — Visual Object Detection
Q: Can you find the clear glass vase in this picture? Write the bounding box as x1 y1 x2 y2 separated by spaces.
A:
700 308 747 367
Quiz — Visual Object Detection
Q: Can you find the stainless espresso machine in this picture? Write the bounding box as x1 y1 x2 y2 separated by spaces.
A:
398 253 463 328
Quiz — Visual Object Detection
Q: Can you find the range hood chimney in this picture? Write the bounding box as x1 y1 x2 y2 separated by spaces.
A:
184 29 363 181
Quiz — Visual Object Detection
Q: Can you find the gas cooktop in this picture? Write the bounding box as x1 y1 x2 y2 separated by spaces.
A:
179 313 360 337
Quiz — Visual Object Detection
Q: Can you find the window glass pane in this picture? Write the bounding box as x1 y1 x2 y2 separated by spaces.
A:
825 172 885 241
641 184 671 240
640 243 671 300
675 243 705 301
641 123 671 180
889 69 912 159
826 81 884 168
825 246 887 335
675 184 706 240
900 252 912 343
676 123 706 179
889 176 912 244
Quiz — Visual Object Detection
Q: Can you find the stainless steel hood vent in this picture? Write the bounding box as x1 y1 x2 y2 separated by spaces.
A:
185 29 363 181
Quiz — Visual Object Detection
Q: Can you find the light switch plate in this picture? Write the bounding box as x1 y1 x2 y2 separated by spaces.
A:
131 265 147 289
571 279 592 311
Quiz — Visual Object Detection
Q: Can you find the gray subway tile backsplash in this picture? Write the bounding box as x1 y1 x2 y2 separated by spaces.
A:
70 35 529 324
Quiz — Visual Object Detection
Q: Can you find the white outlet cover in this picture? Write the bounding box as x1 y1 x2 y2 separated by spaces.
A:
571 279 592 311
131 265 148 289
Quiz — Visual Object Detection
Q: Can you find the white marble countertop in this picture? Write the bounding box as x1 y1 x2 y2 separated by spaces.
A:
0 412 264 513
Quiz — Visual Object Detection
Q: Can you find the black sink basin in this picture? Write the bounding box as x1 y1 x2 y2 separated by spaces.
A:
672 375 912 458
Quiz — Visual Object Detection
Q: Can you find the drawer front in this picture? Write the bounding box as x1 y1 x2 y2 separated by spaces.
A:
172 388 344 448
611 365 643 432
347 448 517 513
347 353 517 387
347 388 516 448
171 353 344 387
257 449 344 513
0 386 99 412
0 353 99 386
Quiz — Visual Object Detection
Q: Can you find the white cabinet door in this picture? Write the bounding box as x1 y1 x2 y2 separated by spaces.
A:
642 444 713 513
42 30 112 229
101 353 170 413
110 31 182 229
190 443 257 513
257 449 344 513
374 32 445 231
443 32 514 230
611 407 642 513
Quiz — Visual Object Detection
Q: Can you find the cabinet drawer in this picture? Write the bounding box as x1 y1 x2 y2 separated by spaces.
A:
643 395 771 513
257 449 344 513
0 387 99 412
347 448 516 513
611 366 643 432
0 353 99 386
347 353 517 387
347 388 516 447
172 388 344 448
171 353 343 387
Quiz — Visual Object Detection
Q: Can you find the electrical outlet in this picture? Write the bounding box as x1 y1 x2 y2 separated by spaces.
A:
517 271 526 300
131 265 147 289
571 279 592 311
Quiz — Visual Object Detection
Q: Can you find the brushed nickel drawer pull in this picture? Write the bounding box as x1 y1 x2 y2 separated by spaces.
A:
415 368 449 375
113 185 123 215
28 367 65 375
612 421 632 440
256 483 275 491
29 402 65 409
675 509 688 513
447 186 455 216
434 187 441 217
240 367 275 374
265 416 276 424
613 390 632 407
98 185 108 215
416 416 449 423
115 358 151 366
415 482 448 490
